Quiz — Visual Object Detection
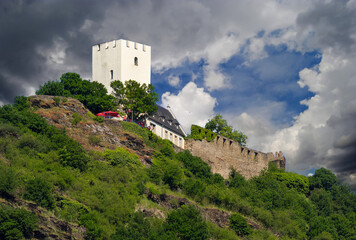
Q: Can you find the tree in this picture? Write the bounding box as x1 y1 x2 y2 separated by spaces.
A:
111 80 158 121
309 168 338 191
36 72 116 114
205 114 247 145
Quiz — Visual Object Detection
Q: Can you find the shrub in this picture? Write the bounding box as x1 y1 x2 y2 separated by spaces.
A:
0 206 37 240
93 116 103 123
53 96 61 105
79 211 104 240
176 151 213 181
59 145 88 171
17 134 41 151
0 123 21 138
207 222 239 240
165 205 209 240
71 113 83 125
88 135 101 146
183 178 206 199
104 148 141 168
229 213 252 236
229 168 246 188
0 167 17 198
24 178 55 210
160 140 175 158
120 121 148 142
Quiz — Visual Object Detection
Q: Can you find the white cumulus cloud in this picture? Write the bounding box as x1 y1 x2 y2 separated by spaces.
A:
161 82 217 132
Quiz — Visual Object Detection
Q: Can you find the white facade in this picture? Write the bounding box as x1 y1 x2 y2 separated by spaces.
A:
92 39 151 93
146 118 185 149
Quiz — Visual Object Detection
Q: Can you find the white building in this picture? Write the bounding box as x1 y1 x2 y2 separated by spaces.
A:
146 105 187 149
92 39 151 93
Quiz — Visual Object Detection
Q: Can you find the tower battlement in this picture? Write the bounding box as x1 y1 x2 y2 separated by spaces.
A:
94 39 149 53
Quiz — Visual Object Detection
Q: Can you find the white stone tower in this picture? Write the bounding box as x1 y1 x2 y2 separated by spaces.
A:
92 39 151 93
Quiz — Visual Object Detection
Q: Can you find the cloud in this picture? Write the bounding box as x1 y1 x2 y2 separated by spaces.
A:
161 82 217 132
261 0 356 187
167 74 180 87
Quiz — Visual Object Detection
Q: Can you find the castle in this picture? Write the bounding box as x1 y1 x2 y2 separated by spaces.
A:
92 39 187 148
92 39 285 178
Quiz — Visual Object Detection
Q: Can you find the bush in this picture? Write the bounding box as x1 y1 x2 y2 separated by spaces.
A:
88 135 101 146
229 213 252 236
183 178 206 199
229 168 246 188
176 151 213 181
0 206 37 240
59 145 88 171
17 134 41 151
79 211 104 240
0 123 21 138
104 148 141 168
93 116 104 123
111 211 177 240
165 205 209 240
0 167 17 198
120 121 149 142
71 113 83 125
159 140 175 158
24 178 55 210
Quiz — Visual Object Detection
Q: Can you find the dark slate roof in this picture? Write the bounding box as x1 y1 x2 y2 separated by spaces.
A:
147 105 186 137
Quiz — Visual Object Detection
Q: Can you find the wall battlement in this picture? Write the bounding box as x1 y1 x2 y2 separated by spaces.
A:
185 135 285 179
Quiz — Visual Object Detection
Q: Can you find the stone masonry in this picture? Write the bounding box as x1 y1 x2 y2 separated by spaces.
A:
184 136 285 179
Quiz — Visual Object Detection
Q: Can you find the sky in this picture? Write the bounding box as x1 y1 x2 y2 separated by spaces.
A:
1 0 356 188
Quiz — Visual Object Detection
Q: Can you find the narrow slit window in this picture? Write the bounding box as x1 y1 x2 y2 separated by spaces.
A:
110 70 113 80
134 57 138 66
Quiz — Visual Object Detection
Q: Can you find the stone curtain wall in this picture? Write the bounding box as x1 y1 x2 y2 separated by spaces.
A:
184 136 285 179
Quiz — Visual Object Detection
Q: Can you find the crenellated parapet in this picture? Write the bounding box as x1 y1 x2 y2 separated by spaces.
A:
184 134 286 179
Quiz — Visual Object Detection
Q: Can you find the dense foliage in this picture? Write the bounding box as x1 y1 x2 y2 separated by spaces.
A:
0 206 37 239
190 125 218 142
111 80 158 121
36 72 116 113
0 95 355 239
205 114 247 145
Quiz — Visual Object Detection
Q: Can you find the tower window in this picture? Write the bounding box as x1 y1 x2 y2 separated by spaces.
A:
134 57 138 66
110 70 113 80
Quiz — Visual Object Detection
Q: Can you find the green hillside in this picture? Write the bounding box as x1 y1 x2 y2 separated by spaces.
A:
0 95 355 240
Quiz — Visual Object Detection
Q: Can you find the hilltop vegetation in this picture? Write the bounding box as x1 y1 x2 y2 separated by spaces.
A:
0 94 355 239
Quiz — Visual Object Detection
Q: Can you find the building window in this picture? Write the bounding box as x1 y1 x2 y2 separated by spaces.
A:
179 138 182 147
165 131 168 139
134 57 138 66
170 133 173 141
174 135 177 144
110 70 113 80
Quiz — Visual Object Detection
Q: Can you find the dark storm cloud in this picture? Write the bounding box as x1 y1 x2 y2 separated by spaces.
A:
328 106 356 174
0 0 117 104
297 0 356 53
